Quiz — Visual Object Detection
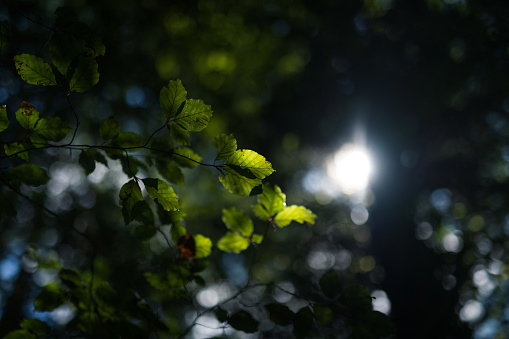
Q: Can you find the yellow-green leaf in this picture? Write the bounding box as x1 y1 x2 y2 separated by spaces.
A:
217 232 250 253
0 105 8 132
143 178 179 211
194 234 212 258
253 185 286 220
14 54 57 86
225 149 274 179
15 101 39 130
222 207 253 237
218 165 262 196
160 79 187 118
171 99 212 132
4 143 28 161
212 133 237 161
274 205 316 227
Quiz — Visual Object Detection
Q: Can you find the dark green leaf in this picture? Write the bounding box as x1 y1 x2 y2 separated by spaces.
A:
266 303 295 326
3 330 36 339
155 158 185 186
131 200 155 224
212 133 237 161
131 224 157 241
59 268 83 290
313 305 333 327
228 310 258 333
144 272 168 291
365 311 395 337
0 21 10 52
170 222 186 244
274 205 316 227
6 164 49 187
120 156 147 178
69 57 99 92
160 79 187 118
253 185 286 220
20 319 50 335
79 149 108 175
14 54 57 86
0 104 8 131
119 180 143 225
293 307 314 339
339 285 373 314
171 147 202 168
216 232 250 253
4 143 28 161
143 178 179 211
32 116 71 142
215 308 228 323
34 289 65 311
15 101 39 130
159 200 186 226
112 131 144 151
222 207 253 237
168 122 190 146
100 116 120 140
319 270 342 299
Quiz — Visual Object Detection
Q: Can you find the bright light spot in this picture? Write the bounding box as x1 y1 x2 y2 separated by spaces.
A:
442 232 463 253
50 304 75 325
196 283 236 308
350 205 369 225
416 222 433 240
307 250 335 270
372 290 391 315
334 250 352 270
272 281 295 303
460 300 484 323
327 144 372 195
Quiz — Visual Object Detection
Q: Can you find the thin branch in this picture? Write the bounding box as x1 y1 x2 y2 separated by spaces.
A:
1 0 58 32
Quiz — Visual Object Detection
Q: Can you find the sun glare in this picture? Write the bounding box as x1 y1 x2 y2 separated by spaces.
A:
328 144 372 195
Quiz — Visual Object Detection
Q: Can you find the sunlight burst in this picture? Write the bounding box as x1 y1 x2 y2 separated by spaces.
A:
328 144 372 195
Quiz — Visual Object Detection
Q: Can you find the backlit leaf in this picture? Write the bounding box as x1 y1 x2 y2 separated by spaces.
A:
119 180 143 225
144 272 168 291
0 105 8 131
251 234 263 244
274 205 316 227
222 207 253 237
212 133 237 161
224 150 274 179
69 57 99 92
217 232 250 253
4 143 28 161
100 116 120 140
14 54 57 86
171 99 212 132
253 185 286 220
143 178 179 211
160 79 187 118
34 289 64 311
171 147 202 168
168 122 190 145
194 234 212 258
15 101 39 130
112 131 144 151
6 163 49 187
32 116 71 142
218 165 262 196
227 310 258 333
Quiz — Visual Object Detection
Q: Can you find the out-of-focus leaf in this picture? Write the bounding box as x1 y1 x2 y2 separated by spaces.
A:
0 104 8 131
218 165 262 196
20 318 50 335
112 131 144 151
364 310 395 337
222 207 253 237
143 178 179 212
120 156 147 178
293 306 314 339
31 116 71 142
3 330 36 339
171 222 187 244
4 143 28 161
131 224 156 241
171 98 212 132
253 185 286 220
224 149 274 179
212 133 237 161
339 285 373 314
15 101 39 130
217 232 250 253
14 54 57 86
313 305 333 326
266 303 295 326
100 116 120 140
274 205 316 227
59 268 83 290
131 200 155 225
144 272 167 291
79 149 108 175
155 158 185 186
0 21 9 52
227 310 258 333
251 234 263 244
33 289 64 311
69 57 99 92
215 308 228 323
160 79 187 118
171 147 202 168
119 180 143 225
160 200 186 226
6 164 49 187
194 234 212 258
319 270 342 299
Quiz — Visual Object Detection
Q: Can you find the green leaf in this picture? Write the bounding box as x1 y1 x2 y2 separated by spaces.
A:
171 222 187 244
69 57 100 92
222 207 253 237
251 234 263 244
0 104 8 132
253 185 286 220
112 131 144 151
34 289 65 311
339 285 373 313
266 303 295 326
160 200 186 226
225 149 274 179
293 307 314 339
0 21 10 52
218 166 262 196
212 133 237 161
227 310 258 333
274 205 316 227
100 115 120 140
312 305 333 327
15 101 39 130
144 272 168 291
20 319 50 335
171 99 212 132
155 158 185 186
120 156 147 178
4 143 28 161
3 330 36 339
217 232 250 253
32 116 71 142
79 149 108 175
319 270 342 299
143 178 179 211
131 200 155 225
194 234 212 258
171 147 202 168
6 164 49 187
58 268 83 290
119 180 143 225
160 79 187 118
168 122 190 145
14 54 57 86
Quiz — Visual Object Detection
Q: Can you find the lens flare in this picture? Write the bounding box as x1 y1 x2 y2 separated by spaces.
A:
328 144 372 195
